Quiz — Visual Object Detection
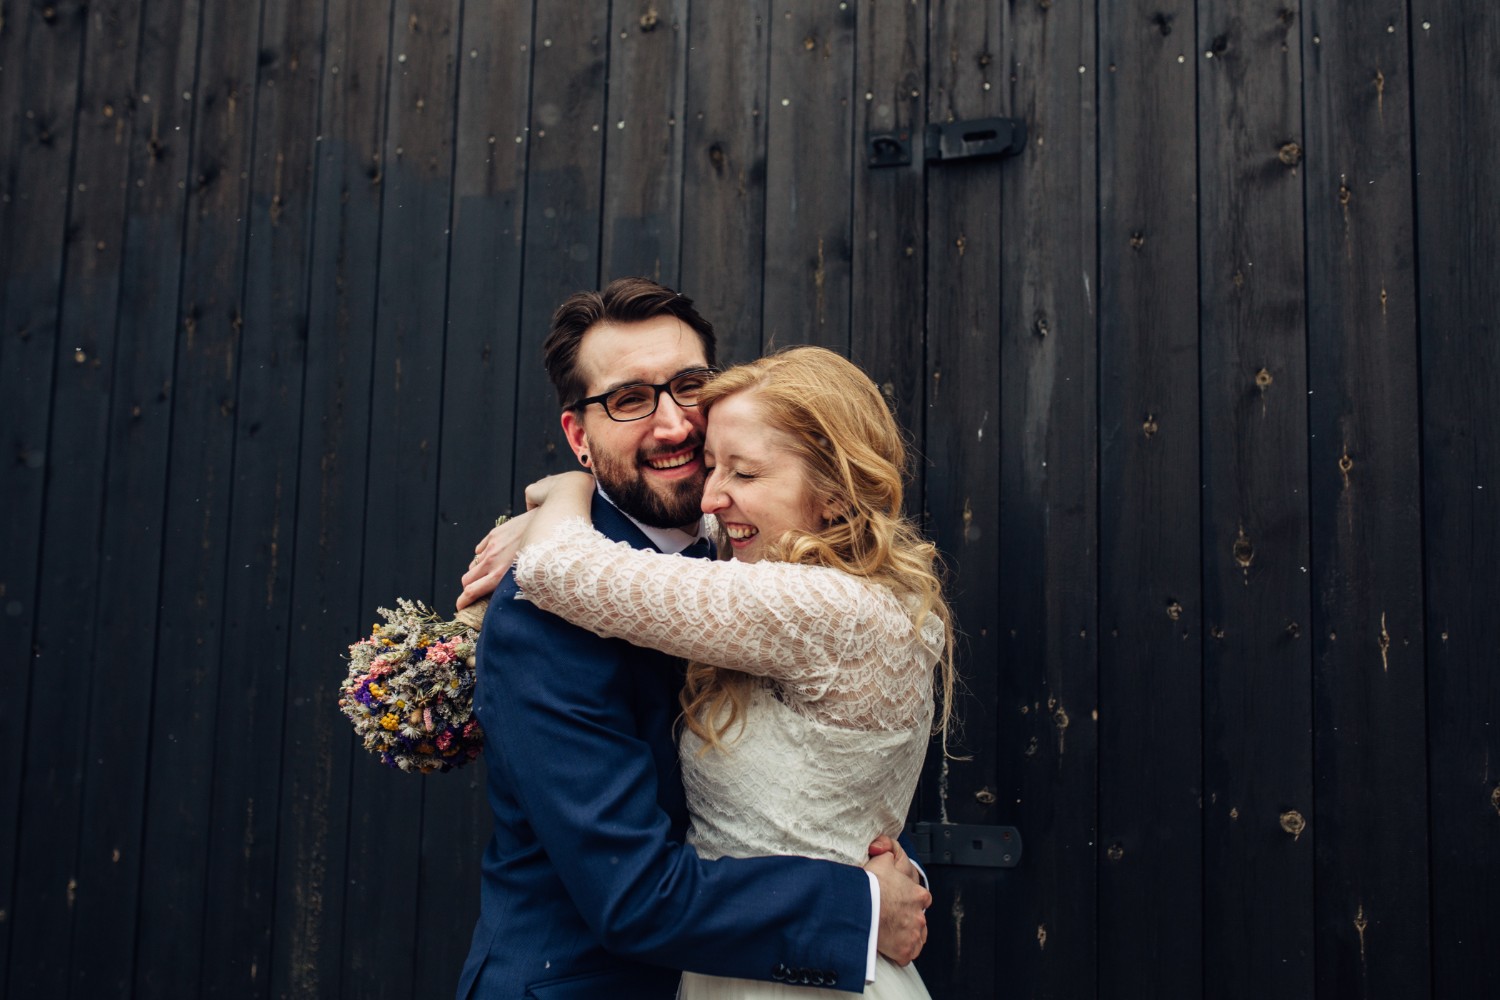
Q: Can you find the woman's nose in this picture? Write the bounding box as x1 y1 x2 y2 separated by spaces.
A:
700 474 727 514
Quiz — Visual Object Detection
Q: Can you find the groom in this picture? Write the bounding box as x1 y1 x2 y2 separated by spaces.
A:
454 278 930 998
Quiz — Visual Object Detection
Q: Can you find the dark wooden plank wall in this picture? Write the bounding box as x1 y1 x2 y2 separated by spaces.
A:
2 2 1496 998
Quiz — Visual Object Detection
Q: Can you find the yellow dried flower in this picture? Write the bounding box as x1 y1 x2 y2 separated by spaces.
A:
380 713 400 731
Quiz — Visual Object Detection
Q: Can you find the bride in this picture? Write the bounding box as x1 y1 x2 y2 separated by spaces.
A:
490 346 954 999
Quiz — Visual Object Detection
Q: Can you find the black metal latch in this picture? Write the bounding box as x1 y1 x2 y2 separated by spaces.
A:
906 821 1022 869
924 117 1026 164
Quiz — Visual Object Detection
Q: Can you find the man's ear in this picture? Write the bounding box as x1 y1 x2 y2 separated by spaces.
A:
560 409 590 467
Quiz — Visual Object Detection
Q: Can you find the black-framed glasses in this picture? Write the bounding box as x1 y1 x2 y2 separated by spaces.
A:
566 367 719 422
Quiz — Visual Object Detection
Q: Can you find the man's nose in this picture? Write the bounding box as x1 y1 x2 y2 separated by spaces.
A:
651 392 694 440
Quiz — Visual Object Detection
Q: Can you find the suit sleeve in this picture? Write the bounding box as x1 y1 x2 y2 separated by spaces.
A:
478 578 872 991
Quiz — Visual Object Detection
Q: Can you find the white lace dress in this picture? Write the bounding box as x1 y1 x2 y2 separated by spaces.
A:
514 519 943 999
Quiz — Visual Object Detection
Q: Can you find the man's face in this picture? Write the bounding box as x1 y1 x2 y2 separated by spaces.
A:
560 316 710 529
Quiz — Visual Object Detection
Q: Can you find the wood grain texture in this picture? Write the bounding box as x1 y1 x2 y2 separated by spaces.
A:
1413 3 1500 992
679 0 770 365
762 1 855 353
1302 2 1430 996
1 1 100 994
1096 2 1203 994
509 4 610 496
268 0 393 995
1196 2 1314 995
601 0 688 285
132 0 267 992
339 1 462 995
850 0 927 500
58 0 205 992
918 1 1005 993
993 0 1099 993
193 0 323 993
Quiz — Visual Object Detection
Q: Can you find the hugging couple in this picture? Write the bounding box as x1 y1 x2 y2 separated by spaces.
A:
453 277 956 999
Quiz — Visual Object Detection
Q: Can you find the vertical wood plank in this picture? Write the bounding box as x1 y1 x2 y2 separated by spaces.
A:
762 0 855 353
1196 3 1314 995
679 0 770 364
993 0 1100 993
269 0 393 994
418 0 536 990
133 0 268 992
40 0 145 993
511 6 610 495
920 2 1003 993
1302 3 1430 996
1096 1 1202 994
60 0 205 990
850 0 926 496
0 1 85 983
195 0 322 992
339 0 461 995
601 0 687 285
1412 4 1500 991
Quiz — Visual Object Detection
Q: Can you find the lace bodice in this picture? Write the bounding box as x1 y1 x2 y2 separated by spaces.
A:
513 519 943 865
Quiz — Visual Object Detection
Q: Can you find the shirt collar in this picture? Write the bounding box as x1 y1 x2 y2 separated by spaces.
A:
596 483 705 554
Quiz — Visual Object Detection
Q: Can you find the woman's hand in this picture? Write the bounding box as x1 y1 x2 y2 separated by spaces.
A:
455 473 598 611
456 510 536 610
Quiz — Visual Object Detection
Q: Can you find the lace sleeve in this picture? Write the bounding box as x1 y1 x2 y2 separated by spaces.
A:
513 518 941 730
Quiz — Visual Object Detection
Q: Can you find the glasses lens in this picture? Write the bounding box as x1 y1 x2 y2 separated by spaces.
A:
668 370 713 405
604 384 658 419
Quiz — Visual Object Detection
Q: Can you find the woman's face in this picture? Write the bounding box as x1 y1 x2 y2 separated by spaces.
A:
699 390 825 563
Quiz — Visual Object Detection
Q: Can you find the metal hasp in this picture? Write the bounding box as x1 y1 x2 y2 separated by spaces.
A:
924 117 1027 164
907 821 1022 869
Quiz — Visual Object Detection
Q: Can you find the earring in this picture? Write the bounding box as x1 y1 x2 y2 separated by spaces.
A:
580 453 589 466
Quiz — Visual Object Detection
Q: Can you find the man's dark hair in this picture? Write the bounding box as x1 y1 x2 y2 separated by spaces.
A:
542 277 718 407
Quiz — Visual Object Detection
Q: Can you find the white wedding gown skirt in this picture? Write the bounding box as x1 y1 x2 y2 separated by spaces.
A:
679 957 930 999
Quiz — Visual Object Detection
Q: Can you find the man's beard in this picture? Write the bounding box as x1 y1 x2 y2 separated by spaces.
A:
589 441 705 529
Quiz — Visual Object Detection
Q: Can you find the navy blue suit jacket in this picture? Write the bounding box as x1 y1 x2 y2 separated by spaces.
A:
457 494 872 999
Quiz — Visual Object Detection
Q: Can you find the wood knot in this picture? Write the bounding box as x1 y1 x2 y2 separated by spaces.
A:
1278 141 1302 166
1491 785 1500 816
1142 414 1158 438
1034 314 1050 338
1338 183 1352 206
1166 599 1183 621
1338 454 1354 474
1280 810 1306 840
1255 367 1273 389
707 141 726 173
1150 12 1174 36
1286 621 1301 638
1106 843 1124 862
1233 529 1254 568
1129 230 1145 251
974 787 997 804
803 35 817 51
639 7 660 31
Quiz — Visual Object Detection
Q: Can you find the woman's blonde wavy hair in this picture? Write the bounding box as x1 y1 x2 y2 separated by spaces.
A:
679 346 958 753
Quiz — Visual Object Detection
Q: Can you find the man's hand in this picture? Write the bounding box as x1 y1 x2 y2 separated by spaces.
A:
866 839 930 966
456 510 534 610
